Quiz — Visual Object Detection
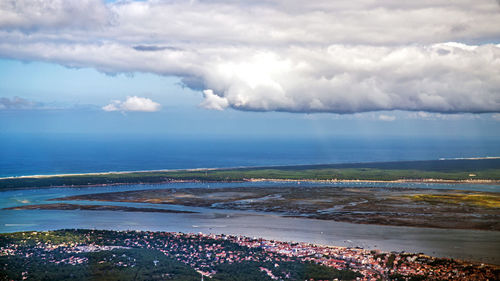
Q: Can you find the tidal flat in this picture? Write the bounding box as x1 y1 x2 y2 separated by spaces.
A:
2 182 499 264
47 186 500 231
4 203 197 214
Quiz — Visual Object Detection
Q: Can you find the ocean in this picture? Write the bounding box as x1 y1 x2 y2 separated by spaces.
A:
1 133 499 177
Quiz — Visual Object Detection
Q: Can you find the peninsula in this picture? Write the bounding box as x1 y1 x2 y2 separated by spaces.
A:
1 158 499 190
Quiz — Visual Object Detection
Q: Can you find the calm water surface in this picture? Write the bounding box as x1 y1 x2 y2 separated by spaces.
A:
1 181 499 264
2 135 499 177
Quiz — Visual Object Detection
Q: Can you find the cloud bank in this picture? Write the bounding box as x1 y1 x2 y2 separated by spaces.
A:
0 0 499 114
102 96 161 112
378 115 396 122
0 97 36 110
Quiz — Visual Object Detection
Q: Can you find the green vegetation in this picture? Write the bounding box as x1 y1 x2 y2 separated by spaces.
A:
386 254 396 267
277 262 362 280
2 229 498 281
211 262 273 280
209 261 362 281
0 230 363 281
0 229 86 246
1 159 499 190
0 248 201 281
407 193 500 208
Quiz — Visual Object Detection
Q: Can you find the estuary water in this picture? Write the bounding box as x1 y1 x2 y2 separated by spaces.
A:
1 181 499 265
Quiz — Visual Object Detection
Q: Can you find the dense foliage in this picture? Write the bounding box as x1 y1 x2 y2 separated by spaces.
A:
0 230 362 281
1 159 499 189
0 248 200 281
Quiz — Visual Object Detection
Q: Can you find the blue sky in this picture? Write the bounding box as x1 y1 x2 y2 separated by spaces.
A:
0 0 499 140
1 58 499 140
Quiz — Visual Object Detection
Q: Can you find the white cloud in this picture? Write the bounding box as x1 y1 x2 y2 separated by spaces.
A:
0 96 36 109
1 0 499 114
378 114 396 122
102 96 161 112
0 0 109 30
200 89 229 111
406 111 480 120
416 112 432 119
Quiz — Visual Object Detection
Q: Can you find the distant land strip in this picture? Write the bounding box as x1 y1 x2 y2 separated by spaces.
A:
1 158 499 190
3 203 198 214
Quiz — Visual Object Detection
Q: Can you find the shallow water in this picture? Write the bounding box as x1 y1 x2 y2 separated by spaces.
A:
1 181 499 264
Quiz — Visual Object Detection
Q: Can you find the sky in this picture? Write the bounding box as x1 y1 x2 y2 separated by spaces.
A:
0 0 499 139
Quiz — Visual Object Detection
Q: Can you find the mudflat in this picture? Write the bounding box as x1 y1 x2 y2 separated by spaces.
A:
4 203 197 214
48 186 500 231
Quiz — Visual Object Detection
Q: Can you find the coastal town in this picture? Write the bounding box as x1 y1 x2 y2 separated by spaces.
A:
1 229 498 280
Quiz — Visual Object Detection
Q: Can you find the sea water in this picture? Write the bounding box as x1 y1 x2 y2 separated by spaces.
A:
1 134 499 177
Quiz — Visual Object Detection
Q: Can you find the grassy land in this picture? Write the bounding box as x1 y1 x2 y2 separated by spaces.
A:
407 194 500 208
1 159 499 190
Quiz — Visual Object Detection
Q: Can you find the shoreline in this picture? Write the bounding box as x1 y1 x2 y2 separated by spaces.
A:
2 228 499 268
1 158 499 190
47 186 500 231
2 157 499 181
7 202 499 232
0 167 222 180
246 178 500 184
2 229 498 280
0 178 498 192
3 203 198 214
0 179 499 193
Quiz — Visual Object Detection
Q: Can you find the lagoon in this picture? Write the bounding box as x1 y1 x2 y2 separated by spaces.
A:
1 181 499 265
